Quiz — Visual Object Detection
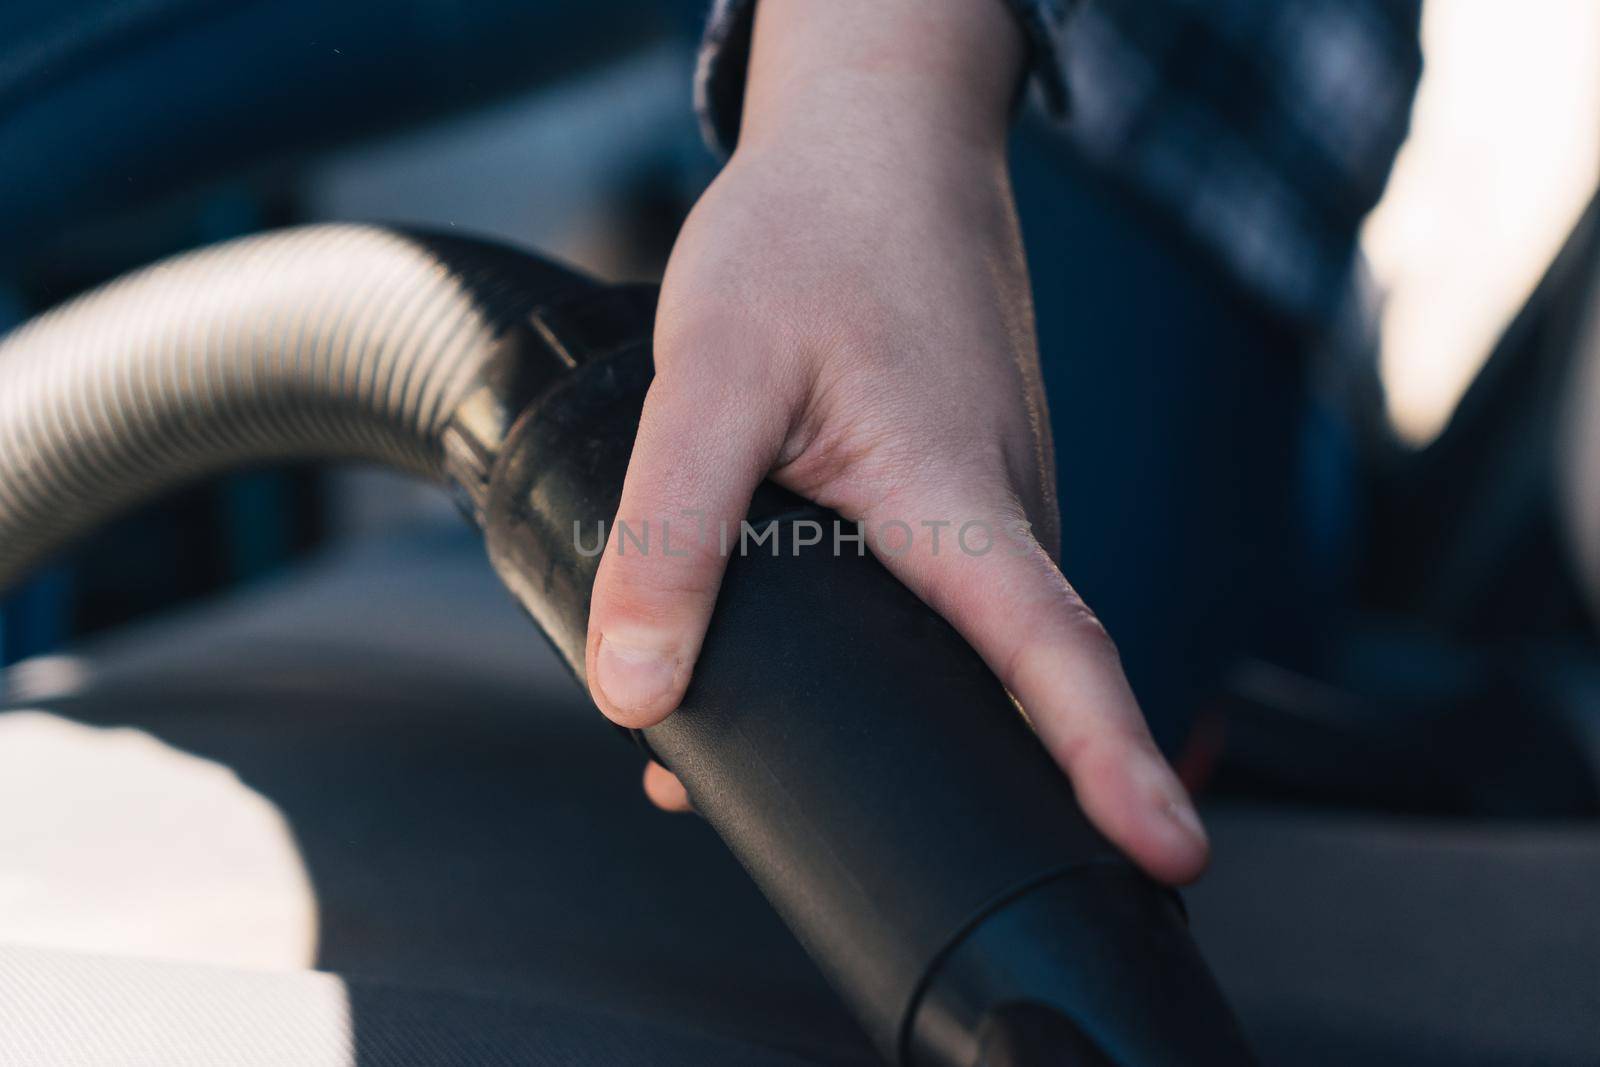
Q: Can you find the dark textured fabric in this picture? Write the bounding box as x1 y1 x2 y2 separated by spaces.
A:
5 529 1597 1064
1060 0 1423 326
0 945 828 1067
1187 808 1600 1067
696 0 1423 328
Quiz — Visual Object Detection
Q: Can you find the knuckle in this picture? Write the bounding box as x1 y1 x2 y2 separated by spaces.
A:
595 539 724 621
999 586 1122 692
1047 727 1097 774
1059 590 1123 665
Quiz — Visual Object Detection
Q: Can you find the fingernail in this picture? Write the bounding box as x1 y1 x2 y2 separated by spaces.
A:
595 634 680 716
1162 795 1209 851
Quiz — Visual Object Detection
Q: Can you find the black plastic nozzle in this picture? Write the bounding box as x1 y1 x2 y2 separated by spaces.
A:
468 284 1256 1067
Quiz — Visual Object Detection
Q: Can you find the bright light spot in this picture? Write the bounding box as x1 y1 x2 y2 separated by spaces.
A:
2 654 93 702
0 711 318 970
1363 2 1600 444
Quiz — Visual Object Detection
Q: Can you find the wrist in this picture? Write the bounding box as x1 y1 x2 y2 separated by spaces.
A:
736 0 1025 160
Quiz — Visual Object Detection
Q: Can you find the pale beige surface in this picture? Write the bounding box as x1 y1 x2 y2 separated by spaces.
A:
0 944 353 1067
0 710 317 971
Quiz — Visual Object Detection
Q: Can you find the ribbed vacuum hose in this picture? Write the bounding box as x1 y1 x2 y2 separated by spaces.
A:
0 224 588 589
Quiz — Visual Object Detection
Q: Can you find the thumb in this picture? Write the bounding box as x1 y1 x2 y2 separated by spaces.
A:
586 370 784 729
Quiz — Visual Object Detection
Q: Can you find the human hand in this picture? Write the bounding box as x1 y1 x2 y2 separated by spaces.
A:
585 0 1208 884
